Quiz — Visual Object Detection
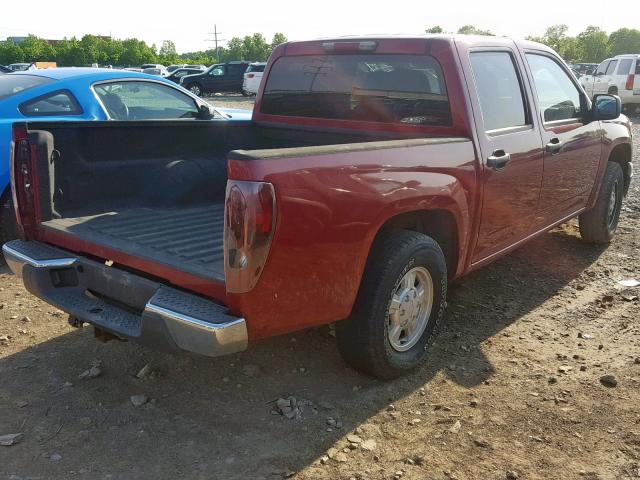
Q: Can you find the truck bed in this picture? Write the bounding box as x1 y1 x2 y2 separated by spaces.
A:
42 205 225 281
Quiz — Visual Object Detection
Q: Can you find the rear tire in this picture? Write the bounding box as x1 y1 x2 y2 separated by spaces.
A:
336 230 447 379
241 89 253 97
579 162 624 244
608 87 618 96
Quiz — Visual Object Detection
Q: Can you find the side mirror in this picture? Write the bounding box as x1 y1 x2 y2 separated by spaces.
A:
198 104 214 120
592 94 621 121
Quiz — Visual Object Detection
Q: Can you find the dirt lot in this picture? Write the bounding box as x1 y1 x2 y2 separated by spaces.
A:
0 103 638 480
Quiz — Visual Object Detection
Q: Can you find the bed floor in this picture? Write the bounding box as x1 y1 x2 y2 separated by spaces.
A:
42 205 225 281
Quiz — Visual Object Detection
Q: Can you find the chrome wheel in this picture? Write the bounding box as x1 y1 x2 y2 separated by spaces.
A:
387 266 434 352
606 180 619 228
189 84 202 96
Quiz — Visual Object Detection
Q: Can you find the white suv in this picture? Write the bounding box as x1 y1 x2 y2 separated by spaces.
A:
242 62 267 97
580 55 640 112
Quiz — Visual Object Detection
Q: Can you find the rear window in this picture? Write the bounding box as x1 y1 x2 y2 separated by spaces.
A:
261 54 451 126
0 75 54 100
247 64 265 73
617 58 633 75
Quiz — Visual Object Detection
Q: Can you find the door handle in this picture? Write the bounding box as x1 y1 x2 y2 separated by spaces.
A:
487 149 511 170
545 137 563 154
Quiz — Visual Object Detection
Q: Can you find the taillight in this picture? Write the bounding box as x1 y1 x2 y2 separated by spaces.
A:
247 73 255 78
11 126 38 238
224 181 276 293
625 74 635 90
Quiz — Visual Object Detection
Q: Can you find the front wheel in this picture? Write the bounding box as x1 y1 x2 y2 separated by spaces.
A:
579 162 624 244
336 230 447 379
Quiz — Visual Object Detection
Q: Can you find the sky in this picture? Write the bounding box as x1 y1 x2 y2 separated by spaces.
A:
2 0 639 54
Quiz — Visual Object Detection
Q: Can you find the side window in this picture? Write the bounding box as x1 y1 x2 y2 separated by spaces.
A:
595 61 609 75
94 81 200 120
469 51 528 132
526 54 583 123
636 60 640 74
209 66 225 76
605 60 618 75
19 90 82 116
617 58 633 74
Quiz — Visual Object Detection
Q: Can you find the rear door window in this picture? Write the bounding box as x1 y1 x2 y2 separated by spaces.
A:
0 75 54 100
261 54 451 126
469 51 528 132
94 81 200 120
605 60 618 75
635 60 640 74
19 90 82 116
617 58 633 74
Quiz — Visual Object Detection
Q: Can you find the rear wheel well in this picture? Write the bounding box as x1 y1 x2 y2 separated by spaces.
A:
608 86 618 95
374 210 459 279
608 143 632 196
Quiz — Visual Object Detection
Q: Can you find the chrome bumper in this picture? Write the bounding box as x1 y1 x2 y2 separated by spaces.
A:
2 240 247 357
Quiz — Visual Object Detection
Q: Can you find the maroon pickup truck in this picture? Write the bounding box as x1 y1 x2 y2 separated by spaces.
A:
3 35 633 378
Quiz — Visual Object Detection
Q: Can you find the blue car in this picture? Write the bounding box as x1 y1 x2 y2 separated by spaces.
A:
0 68 252 244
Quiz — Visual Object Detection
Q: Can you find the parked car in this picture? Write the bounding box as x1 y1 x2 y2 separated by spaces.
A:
185 64 207 70
4 36 632 379
0 65 11 74
570 62 599 78
7 63 35 72
242 62 266 96
580 55 640 111
142 66 168 76
0 68 251 246
166 67 208 84
166 64 187 73
180 61 250 96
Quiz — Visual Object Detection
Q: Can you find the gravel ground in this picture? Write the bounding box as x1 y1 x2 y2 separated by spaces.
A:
0 113 638 480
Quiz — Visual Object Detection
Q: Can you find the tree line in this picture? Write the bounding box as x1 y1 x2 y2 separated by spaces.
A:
2 25 639 67
0 32 288 67
426 24 640 63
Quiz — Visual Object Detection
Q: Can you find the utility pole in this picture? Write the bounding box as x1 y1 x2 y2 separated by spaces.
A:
205 25 225 63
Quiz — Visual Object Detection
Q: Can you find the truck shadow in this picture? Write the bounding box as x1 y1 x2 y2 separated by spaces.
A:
0 224 607 479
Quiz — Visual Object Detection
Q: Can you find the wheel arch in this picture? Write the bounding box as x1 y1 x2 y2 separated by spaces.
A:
370 208 462 281
608 142 632 196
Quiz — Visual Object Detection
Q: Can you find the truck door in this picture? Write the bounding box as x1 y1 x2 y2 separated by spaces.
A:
466 49 545 263
595 60 616 96
205 65 226 93
523 52 602 220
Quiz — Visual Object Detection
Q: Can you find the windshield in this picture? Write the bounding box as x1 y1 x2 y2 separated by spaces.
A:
0 75 54 100
261 54 451 126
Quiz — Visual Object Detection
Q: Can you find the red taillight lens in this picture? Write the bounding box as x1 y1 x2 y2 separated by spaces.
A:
224 181 276 293
11 126 38 237
247 73 255 78
625 74 635 90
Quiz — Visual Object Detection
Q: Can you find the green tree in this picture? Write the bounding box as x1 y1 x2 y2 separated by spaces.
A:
608 28 640 56
425 26 444 33
20 35 55 61
0 40 25 64
457 25 493 36
577 26 609 62
225 37 246 61
271 32 288 49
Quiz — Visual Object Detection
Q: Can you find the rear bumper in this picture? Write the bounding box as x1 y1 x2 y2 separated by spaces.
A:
2 240 247 357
